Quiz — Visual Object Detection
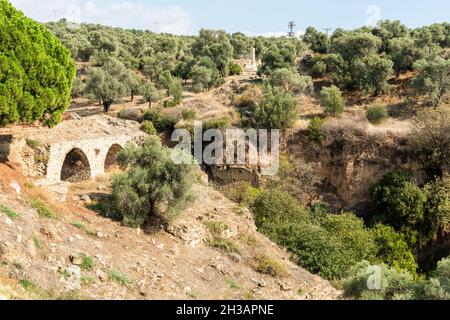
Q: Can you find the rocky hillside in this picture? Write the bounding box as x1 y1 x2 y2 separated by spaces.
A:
0 163 339 300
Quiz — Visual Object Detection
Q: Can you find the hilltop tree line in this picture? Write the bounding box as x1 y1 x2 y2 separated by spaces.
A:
2 0 448 126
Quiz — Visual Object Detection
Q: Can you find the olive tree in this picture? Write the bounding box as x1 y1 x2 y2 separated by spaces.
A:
142 82 162 107
85 58 130 113
303 27 330 54
269 68 313 95
254 88 298 130
110 136 196 227
412 57 450 106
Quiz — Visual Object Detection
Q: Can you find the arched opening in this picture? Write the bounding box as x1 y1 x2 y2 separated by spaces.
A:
61 148 91 182
105 144 123 171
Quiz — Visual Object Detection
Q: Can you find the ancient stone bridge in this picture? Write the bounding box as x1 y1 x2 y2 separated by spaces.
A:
0 115 146 186
45 135 132 184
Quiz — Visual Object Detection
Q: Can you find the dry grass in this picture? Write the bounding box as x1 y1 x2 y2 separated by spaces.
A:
252 254 289 278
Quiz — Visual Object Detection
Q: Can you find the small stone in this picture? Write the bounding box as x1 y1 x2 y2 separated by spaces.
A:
258 280 267 288
9 180 21 194
16 234 22 243
96 270 108 282
156 244 164 250
95 231 106 238
69 254 83 266
154 272 164 281
251 278 266 287
183 286 192 294
97 185 107 191
66 266 81 291
280 282 293 291
80 195 91 203
5 217 12 226
227 253 241 263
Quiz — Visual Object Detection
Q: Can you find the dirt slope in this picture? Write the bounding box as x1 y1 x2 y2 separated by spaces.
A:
0 163 339 300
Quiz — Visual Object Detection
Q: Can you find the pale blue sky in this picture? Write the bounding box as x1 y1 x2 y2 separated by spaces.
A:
10 0 450 35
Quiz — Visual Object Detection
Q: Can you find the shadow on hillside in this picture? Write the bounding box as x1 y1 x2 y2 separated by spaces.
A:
387 101 418 120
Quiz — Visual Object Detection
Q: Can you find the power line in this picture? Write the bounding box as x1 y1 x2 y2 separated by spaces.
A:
323 28 333 35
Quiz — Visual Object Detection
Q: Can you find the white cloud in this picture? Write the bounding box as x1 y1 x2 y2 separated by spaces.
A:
9 0 193 34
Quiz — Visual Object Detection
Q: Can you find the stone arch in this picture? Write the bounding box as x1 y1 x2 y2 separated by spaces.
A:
60 148 91 182
104 144 123 171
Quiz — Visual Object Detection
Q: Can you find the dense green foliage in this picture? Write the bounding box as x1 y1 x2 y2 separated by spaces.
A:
254 88 299 130
412 107 450 176
319 85 345 116
251 188 378 279
140 120 156 135
412 57 450 106
0 0 76 126
109 136 196 227
370 170 450 272
85 58 130 112
307 117 326 145
366 104 388 124
143 109 177 132
268 68 313 95
343 257 450 300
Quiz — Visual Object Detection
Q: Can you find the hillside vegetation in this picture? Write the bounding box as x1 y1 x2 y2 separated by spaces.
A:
1 0 450 300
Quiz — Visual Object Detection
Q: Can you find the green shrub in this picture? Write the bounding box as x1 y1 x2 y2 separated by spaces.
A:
316 213 377 263
320 85 345 116
79 254 95 271
269 68 313 95
202 117 231 132
28 197 56 219
343 261 417 300
204 220 228 236
371 170 428 245
221 182 261 206
163 99 178 108
110 136 196 227
367 104 388 124
26 138 41 148
71 221 94 236
108 270 130 286
275 221 351 279
140 120 156 135
251 189 307 235
310 61 327 78
143 110 177 132
229 62 243 76
256 205 377 279
255 88 298 130
181 109 197 121
371 224 418 274
252 254 288 277
207 237 241 254
412 57 450 106
307 117 326 145
0 204 19 219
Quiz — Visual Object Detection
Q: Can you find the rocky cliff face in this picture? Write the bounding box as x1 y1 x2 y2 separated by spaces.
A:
287 127 418 212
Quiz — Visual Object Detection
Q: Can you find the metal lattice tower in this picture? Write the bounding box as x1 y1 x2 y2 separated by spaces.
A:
323 28 333 35
288 21 296 37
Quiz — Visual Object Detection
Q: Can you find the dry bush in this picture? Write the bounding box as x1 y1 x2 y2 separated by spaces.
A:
411 106 450 176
